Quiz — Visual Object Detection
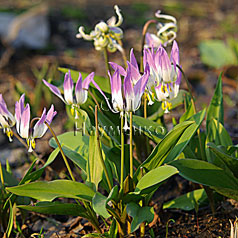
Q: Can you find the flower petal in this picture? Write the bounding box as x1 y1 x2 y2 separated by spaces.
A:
124 66 134 112
32 108 47 138
19 103 30 138
43 79 66 104
159 47 172 83
130 48 139 72
75 73 85 104
63 71 74 104
109 62 126 76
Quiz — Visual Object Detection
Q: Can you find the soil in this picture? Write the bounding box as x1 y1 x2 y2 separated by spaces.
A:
0 0 238 237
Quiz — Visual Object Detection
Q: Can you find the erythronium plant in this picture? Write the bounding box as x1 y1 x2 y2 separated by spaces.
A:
15 94 57 152
2 7 237 238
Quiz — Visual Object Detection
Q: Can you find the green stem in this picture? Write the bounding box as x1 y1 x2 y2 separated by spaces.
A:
129 111 133 178
118 39 127 69
45 122 76 181
120 114 125 188
103 47 110 74
0 162 5 189
95 105 113 190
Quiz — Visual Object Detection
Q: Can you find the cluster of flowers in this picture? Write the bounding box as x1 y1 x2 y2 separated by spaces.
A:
0 6 181 151
0 94 56 152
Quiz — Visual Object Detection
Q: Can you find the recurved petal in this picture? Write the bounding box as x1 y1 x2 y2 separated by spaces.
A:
32 108 47 138
46 104 57 125
130 48 139 72
19 103 30 139
109 62 126 76
43 80 66 104
82 72 94 90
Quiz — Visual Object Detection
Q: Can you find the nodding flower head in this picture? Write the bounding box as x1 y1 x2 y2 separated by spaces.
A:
76 5 123 53
96 58 149 129
43 70 102 120
144 10 177 48
144 41 181 112
15 94 57 152
0 94 16 142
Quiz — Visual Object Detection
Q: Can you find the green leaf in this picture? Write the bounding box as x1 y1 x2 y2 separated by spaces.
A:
92 186 118 218
179 101 195 123
132 115 166 143
58 67 111 94
87 134 104 189
135 165 178 193
208 143 238 178
98 110 120 144
7 180 95 202
18 201 88 217
163 189 207 211
49 131 88 172
137 109 205 176
92 192 110 218
206 119 232 163
170 159 238 190
199 40 237 68
6 201 14 238
126 203 154 232
206 74 224 130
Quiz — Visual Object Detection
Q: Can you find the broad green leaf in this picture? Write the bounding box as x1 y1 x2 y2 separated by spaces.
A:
179 101 195 123
58 67 111 94
132 115 166 143
164 109 206 163
87 134 103 189
199 40 237 68
163 189 207 211
7 180 95 202
206 74 224 130
49 131 88 171
136 121 193 173
136 109 205 176
92 186 118 219
126 203 154 232
92 192 110 218
21 148 60 184
170 159 238 190
135 165 178 193
1 164 18 188
18 201 88 217
213 187 238 201
206 119 232 164
208 143 238 178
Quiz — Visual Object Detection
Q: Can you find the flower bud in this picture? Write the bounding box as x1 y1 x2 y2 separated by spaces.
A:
95 21 109 33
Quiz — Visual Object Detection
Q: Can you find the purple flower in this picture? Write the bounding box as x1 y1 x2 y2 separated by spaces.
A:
0 94 16 141
15 94 57 152
144 40 181 112
43 70 99 120
98 61 149 128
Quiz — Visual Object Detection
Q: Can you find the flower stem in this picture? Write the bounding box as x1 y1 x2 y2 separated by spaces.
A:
144 96 147 119
129 111 133 178
118 39 128 69
140 19 157 72
44 122 76 181
0 162 5 188
120 114 125 188
103 47 110 74
95 105 113 190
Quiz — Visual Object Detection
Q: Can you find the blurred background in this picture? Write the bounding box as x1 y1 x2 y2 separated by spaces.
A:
0 0 238 174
